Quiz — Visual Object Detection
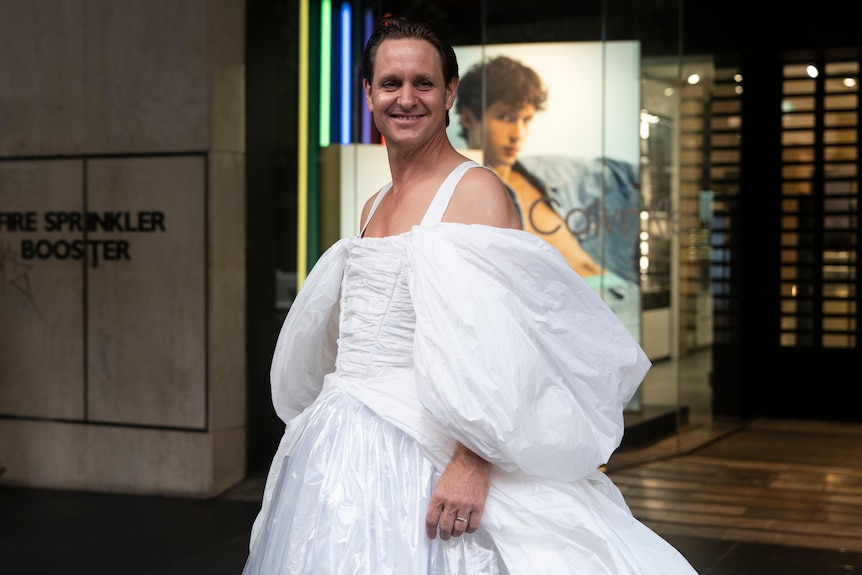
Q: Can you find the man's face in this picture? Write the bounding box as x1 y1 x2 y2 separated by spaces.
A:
462 101 537 170
363 39 456 147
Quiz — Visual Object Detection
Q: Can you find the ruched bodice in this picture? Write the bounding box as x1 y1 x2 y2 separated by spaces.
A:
336 235 416 377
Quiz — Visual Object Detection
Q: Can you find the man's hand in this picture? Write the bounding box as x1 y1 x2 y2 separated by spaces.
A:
425 443 492 540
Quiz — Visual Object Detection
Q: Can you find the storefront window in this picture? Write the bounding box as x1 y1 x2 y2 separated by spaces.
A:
290 0 720 466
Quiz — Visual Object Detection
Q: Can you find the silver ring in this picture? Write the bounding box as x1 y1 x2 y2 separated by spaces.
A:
455 516 468 523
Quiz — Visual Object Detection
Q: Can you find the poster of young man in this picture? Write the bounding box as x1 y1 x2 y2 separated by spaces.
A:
448 42 642 344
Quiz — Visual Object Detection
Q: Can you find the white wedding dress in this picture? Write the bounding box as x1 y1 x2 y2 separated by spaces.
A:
242 161 698 574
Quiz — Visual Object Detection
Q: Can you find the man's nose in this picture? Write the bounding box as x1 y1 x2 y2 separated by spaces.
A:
509 121 527 140
398 85 416 106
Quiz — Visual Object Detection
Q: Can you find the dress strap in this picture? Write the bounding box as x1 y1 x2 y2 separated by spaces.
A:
420 160 482 227
359 182 393 237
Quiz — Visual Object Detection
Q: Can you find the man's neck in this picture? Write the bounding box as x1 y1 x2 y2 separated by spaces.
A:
490 163 514 183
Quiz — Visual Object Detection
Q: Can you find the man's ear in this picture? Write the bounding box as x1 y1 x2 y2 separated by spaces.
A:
445 78 458 110
458 108 476 130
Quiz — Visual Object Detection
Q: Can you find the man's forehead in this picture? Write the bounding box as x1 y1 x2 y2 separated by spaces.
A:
377 38 436 60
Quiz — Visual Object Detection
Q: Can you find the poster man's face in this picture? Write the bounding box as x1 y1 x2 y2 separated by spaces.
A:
463 101 537 171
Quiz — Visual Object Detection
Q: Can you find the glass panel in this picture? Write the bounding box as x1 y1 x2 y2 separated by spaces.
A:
823 232 856 248
782 182 812 196
782 165 814 179
780 267 798 280
824 283 856 297
825 249 857 263
782 332 814 346
712 133 741 147
824 216 853 228
825 61 860 74
681 165 701 180
681 99 705 114
783 79 816 94
681 116 705 131
710 166 740 179
783 131 815 145
783 146 815 162
824 299 853 313
823 334 853 347
782 215 799 229
781 249 800 263
825 94 858 108
474 0 703 465
824 145 857 161
825 180 858 194
712 100 739 113
782 113 815 128
824 317 853 330
824 112 857 127
824 163 857 177
824 198 856 211
824 129 857 144
826 77 859 92
783 63 812 77
712 115 742 130
681 149 705 164
712 149 740 163
782 96 815 112
713 83 741 98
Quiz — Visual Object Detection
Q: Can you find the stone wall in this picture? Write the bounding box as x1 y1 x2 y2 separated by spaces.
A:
0 0 246 497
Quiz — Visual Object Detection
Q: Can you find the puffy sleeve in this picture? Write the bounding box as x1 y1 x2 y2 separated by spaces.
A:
407 225 649 481
270 239 348 422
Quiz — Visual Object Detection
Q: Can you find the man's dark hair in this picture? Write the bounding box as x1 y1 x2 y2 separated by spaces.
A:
455 55 548 140
361 14 458 85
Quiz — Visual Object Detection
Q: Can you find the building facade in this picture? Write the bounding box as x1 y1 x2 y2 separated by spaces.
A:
1 0 859 496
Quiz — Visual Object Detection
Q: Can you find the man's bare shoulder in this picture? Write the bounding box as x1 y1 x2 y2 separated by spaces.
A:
359 190 381 231
445 166 521 230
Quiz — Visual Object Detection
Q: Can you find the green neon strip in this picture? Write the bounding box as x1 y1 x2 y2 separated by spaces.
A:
319 0 332 147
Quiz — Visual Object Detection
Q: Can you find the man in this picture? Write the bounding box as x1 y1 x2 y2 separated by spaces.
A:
456 54 642 338
244 16 695 574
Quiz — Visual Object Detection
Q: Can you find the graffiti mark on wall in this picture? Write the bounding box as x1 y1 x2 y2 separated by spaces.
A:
0 239 50 323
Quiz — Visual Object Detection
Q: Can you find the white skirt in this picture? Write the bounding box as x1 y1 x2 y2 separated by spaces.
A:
242 391 507 575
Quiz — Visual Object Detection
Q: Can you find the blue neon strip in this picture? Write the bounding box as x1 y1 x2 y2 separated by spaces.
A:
340 3 352 144
361 8 373 143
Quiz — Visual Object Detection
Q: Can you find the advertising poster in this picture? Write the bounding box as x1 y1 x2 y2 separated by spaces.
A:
448 41 642 342
449 42 643 410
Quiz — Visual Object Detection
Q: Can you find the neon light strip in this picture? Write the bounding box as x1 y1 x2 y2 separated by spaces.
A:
319 0 332 147
340 3 352 144
361 9 373 143
297 0 309 286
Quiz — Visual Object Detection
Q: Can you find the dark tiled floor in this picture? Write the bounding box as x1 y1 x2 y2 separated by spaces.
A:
2 480 861 574
0 486 258 575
